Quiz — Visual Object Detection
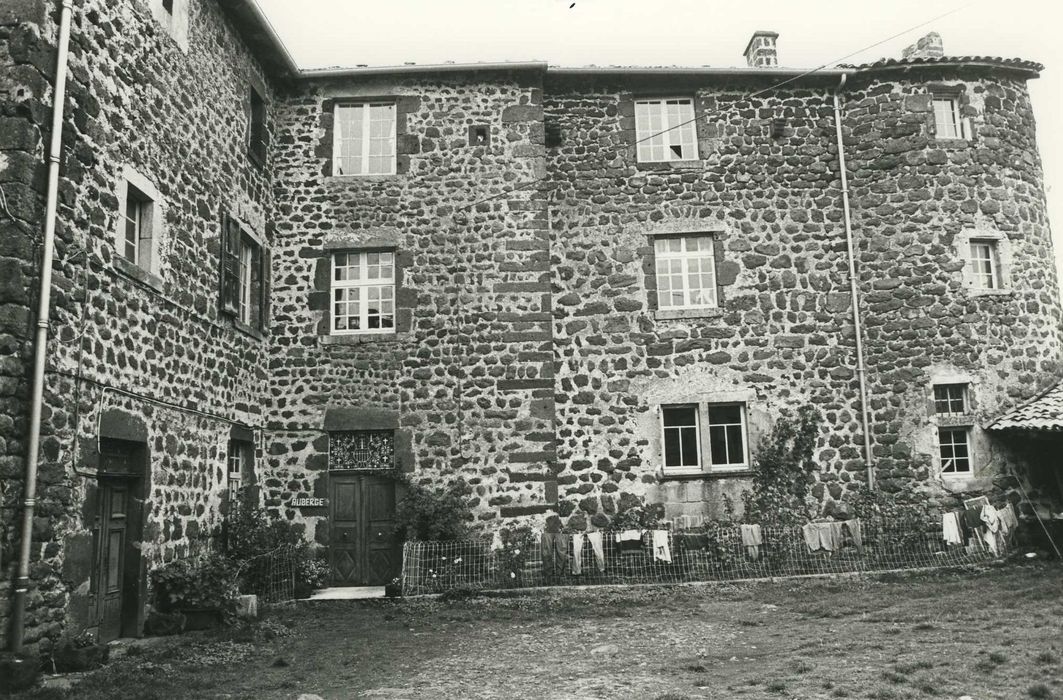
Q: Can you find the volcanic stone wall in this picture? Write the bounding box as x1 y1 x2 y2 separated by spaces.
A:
840 68 1063 498
544 74 868 528
542 67 1062 529
0 0 277 653
266 70 557 540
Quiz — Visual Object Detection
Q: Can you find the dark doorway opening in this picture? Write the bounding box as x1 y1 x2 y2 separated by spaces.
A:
94 438 146 642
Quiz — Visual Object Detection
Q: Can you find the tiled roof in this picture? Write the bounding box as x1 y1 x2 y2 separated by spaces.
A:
840 55 1043 75
986 380 1063 431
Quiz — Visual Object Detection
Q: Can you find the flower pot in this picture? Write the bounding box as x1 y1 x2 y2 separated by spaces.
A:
179 608 223 631
53 643 110 673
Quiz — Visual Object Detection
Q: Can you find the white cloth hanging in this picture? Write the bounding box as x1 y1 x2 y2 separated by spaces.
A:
651 530 672 563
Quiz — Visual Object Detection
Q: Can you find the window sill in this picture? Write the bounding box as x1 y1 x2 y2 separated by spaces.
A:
965 288 1013 299
233 319 266 341
635 159 703 172
321 332 410 345
325 174 399 183
932 137 971 148
941 474 992 492
933 415 975 428
112 255 164 294
660 469 754 482
653 307 724 321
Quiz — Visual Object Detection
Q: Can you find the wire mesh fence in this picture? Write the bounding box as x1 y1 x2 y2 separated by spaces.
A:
401 518 1015 596
238 544 297 603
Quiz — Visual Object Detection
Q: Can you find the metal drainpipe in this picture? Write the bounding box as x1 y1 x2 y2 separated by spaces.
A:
10 0 75 654
832 74 876 490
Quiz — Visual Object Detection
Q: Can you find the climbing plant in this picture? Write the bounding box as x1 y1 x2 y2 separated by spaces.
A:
743 405 823 525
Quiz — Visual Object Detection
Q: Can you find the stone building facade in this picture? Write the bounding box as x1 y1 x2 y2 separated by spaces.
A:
2 0 1060 653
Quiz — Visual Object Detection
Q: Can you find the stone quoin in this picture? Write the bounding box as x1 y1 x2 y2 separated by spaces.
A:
2 0 1061 654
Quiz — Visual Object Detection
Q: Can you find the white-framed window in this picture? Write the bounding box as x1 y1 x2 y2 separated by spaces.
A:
634 98 698 162
333 103 396 176
938 427 972 476
932 96 967 139
655 235 717 310
331 251 396 334
227 439 254 500
122 184 153 269
661 404 701 472
969 240 999 290
707 403 748 468
933 384 969 416
220 214 265 330
115 167 163 276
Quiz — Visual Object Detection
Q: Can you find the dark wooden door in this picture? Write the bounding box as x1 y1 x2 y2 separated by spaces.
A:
97 478 129 642
329 474 400 586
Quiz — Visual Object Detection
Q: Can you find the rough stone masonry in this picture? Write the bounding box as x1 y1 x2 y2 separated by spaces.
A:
1 0 1060 653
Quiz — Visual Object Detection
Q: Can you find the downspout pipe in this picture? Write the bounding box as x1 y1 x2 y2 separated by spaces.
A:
10 0 74 653
832 73 876 490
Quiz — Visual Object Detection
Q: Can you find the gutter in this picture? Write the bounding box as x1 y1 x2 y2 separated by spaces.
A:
547 66 851 78
11 0 74 653
832 73 876 490
300 61 549 79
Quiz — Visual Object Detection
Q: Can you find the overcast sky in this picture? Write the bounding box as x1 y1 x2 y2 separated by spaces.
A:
256 0 1063 293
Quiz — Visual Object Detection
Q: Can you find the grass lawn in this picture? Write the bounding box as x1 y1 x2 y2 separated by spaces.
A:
16 563 1063 700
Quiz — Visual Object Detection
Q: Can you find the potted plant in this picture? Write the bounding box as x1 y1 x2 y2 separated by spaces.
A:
150 553 240 630
53 630 110 672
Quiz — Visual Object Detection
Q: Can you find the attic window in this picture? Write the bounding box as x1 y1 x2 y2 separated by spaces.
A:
469 125 490 147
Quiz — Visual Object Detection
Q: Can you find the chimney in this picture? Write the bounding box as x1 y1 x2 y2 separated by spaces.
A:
743 31 780 68
902 31 944 60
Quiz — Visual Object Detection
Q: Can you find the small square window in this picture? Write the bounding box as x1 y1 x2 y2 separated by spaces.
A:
933 384 969 416
968 240 1000 290
122 183 154 271
932 96 967 139
938 427 972 476
469 124 490 147
661 404 700 471
654 235 718 310
634 98 698 162
333 103 396 176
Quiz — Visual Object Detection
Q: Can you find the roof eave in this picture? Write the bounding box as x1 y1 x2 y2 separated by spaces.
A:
546 66 851 78
299 61 550 79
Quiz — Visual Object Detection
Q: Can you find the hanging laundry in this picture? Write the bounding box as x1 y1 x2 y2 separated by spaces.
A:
999 503 1018 531
981 503 1001 533
571 533 585 575
841 519 864 554
740 524 763 561
540 531 567 578
802 522 839 552
963 505 984 531
586 531 606 572
651 530 672 563
942 512 963 545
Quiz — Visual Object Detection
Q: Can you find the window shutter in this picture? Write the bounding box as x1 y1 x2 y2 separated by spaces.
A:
220 214 241 315
249 242 263 329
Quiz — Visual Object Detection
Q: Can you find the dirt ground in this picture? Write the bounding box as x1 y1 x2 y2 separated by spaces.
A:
17 563 1063 700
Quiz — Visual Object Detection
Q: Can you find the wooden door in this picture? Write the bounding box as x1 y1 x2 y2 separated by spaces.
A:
329 474 400 586
97 478 129 642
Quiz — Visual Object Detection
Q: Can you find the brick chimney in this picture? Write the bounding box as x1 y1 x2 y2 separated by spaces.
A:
743 31 779 68
902 31 944 60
